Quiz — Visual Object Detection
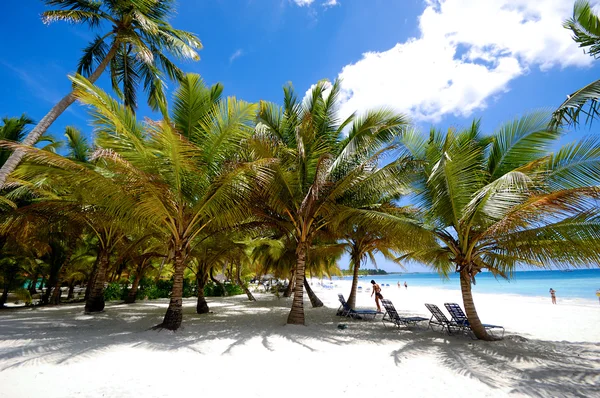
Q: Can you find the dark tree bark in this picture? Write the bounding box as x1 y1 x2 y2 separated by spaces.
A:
0 283 9 307
209 267 226 296
125 259 147 304
304 277 323 307
283 269 295 297
67 278 76 300
287 241 307 325
158 250 186 330
196 272 209 314
84 256 100 301
85 248 110 313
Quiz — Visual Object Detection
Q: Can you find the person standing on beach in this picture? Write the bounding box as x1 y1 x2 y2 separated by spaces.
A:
404 281 408 289
371 280 383 312
397 281 400 288
596 288 600 304
549 288 557 304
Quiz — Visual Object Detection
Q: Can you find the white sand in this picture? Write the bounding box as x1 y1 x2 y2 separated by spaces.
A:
1 282 599 398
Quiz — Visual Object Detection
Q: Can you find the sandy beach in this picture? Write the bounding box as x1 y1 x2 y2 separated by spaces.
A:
0 282 599 398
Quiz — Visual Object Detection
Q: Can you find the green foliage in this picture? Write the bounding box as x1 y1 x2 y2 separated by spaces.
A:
203 281 244 297
341 268 387 276
103 282 126 301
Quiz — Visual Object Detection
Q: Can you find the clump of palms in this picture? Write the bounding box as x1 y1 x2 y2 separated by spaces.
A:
251 80 413 324
8 73 262 330
0 0 202 188
397 113 600 340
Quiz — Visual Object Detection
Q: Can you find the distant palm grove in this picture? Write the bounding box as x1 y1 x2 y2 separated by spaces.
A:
1 0 600 341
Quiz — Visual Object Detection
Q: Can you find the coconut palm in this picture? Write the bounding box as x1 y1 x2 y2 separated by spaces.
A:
397 114 600 340
552 0 600 127
0 0 202 188
251 80 411 324
10 72 261 329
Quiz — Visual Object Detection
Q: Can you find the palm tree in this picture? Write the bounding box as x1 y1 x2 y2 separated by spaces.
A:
0 0 202 188
251 80 411 324
10 73 261 329
397 114 600 340
552 0 600 127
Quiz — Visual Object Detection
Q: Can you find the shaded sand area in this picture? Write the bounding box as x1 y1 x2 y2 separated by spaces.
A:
1 286 599 398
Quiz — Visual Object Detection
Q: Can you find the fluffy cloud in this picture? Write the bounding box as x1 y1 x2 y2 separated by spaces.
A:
336 0 592 122
292 0 315 6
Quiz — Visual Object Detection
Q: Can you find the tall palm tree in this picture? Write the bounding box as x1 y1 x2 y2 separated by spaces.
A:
0 0 202 188
252 80 411 324
397 114 600 340
9 73 262 329
552 0 600 127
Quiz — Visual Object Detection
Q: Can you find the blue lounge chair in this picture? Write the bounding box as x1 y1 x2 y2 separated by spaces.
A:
424 303 462 335
444 303 505 338
337 294 379 320
381 299 428 329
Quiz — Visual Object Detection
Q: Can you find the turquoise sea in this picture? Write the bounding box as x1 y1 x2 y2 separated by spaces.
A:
342 269 600 300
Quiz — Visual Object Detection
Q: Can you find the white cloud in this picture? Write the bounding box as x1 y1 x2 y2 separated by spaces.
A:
229 49 244 64
323 0 339 8
292 0 315 6
335 0 593 122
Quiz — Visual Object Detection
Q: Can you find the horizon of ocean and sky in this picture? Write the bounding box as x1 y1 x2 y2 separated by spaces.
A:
333 269 600 300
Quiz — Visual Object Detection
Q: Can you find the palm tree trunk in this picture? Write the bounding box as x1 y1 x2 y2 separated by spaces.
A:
460 270 492 341
50 277 62 305
67 278 75 300
159 250 186 329
125 260 146 304
85 248 109 313
303 277 323 307
209 267 225 296
0 283 8 307
0 42 120 188
347 248 361 310
287 242 307 325
196 272 209 314
236 262 255 301
84 255 100 300
283 268 294 297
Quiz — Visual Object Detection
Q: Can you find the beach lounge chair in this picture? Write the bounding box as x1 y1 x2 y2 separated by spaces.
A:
444 303 505 338
381 299 428 329
424 303 462 335
337 294 379 320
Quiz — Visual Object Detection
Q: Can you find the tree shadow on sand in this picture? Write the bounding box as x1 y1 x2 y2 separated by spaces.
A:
391 334 600 398
1 294 598 398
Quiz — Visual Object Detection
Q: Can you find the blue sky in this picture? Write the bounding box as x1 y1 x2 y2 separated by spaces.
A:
1 0 599 272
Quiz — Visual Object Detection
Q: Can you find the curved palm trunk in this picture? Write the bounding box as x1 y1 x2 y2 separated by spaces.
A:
50 277 62 305
303 277 322 307
0 282 9 307
125 260 147 304
347 248 361 309
159 250 186 330
67 278 75 300
209 267 225 296
287 242 307 325
85 249 109 313
0 42 120 188
460 270 492 341
236 262 255 301
84 256 99 300
283 269 295 297
196 271 209 314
